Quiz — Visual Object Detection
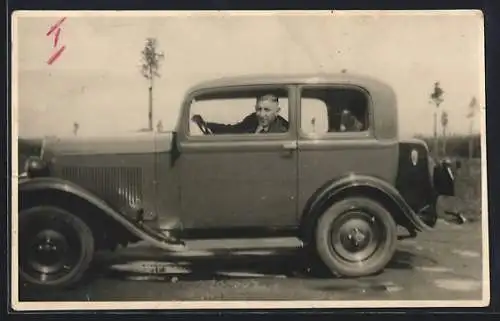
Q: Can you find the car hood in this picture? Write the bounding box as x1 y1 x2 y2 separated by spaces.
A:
39 131 175 156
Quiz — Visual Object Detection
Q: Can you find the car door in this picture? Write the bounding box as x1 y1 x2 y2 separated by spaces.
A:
176 85 299 230
296 84 400 216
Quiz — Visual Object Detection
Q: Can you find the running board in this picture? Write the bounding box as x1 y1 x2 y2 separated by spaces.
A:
134 222 187 251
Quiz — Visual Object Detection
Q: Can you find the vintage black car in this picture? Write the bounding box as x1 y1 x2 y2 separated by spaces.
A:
18 73 456 288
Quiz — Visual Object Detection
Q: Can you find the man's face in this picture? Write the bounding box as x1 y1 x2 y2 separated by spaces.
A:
255 98 280 128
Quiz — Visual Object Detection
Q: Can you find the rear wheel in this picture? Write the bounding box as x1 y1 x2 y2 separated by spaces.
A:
315 197 397 277
19 206 95 289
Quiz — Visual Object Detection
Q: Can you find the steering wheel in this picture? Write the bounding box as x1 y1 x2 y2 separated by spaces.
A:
194 119 213 135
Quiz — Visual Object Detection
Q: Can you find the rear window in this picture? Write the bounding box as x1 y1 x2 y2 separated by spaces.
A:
300 87 370 135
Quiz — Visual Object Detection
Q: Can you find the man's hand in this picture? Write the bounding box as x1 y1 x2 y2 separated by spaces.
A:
191 114 204 125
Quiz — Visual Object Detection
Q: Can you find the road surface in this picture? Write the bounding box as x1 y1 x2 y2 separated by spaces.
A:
18 218 486 303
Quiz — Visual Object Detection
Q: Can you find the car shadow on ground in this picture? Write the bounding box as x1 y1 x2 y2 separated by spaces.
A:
18 246 439 301
92 245 438 283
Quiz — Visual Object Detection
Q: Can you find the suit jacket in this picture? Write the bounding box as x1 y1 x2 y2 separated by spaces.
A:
206 113 289 134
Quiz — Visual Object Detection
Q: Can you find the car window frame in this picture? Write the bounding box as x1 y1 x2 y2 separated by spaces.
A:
179 84 297 143
297 84 375 141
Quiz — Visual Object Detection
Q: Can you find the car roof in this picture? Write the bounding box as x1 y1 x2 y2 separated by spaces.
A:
185 73 394 95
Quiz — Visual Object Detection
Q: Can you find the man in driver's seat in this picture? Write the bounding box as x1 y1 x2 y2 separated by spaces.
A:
191 94 289 134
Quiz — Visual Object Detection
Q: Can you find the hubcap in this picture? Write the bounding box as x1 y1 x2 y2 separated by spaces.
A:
20 212 83 284
29 230 69 274
330 210 382 262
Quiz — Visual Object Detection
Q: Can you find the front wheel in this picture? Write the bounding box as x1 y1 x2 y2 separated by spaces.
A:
19 206 95 289
315 197 397 277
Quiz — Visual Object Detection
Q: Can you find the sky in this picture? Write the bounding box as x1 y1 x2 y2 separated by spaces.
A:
12 11 485 139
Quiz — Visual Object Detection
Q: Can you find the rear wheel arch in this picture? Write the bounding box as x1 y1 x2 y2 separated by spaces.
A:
300 184 411 246
19 188 136 251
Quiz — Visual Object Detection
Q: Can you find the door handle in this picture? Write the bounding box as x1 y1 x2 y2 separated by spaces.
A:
282 141 298 151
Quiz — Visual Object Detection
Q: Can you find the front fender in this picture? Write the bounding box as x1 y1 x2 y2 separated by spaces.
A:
301 174 433 243
18 177 184 251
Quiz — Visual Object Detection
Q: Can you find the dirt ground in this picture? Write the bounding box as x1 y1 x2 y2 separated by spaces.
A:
18 216 486 304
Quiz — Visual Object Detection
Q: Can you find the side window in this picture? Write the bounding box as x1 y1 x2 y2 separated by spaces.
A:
188 88 290 136
300 87 370 135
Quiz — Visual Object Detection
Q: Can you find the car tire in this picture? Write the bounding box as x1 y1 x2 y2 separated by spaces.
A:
19 205 95 289
315 197 397 277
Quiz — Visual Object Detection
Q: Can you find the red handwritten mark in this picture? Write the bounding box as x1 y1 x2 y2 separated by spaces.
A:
54 28 61 48
47 46 66 65
46 17 66 37
46 17 67 65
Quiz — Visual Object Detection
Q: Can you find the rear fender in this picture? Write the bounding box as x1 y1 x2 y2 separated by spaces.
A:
18 177 184 251
300 174 432 244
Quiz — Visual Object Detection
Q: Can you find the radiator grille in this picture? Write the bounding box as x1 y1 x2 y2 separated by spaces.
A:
60 166 143 209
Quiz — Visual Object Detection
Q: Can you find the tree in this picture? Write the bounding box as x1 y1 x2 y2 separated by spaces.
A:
156 120 164 133
430 81 444 158
440 110 448 155
311 117 316 133
140 38 164 131
466 96 479 160
73 122 79 136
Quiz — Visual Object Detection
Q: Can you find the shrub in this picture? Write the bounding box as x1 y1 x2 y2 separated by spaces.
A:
414 134 481 159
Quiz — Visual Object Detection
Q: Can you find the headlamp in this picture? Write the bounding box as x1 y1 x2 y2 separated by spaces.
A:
23 156 49 178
